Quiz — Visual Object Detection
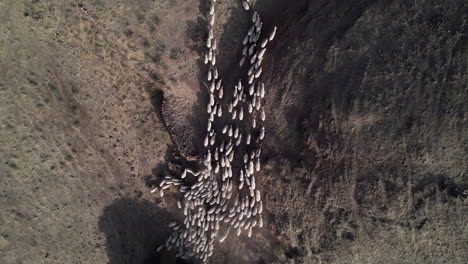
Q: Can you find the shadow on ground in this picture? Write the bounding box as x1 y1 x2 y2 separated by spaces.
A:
99 198 194 264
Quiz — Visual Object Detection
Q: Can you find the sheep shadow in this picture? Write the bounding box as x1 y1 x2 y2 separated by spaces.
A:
98 198 193 264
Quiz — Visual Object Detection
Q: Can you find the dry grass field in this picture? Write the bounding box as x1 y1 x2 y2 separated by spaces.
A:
0 0 466 263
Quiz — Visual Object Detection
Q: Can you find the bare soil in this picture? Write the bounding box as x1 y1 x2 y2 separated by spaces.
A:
0 0 466 264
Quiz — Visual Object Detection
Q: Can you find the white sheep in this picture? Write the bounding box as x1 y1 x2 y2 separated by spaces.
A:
240 56 245 67
209 13 215 26
218 86 223 99
210 81 215 93
269 26 277 41
209 28 214 39
242 34 249 46
248 44 256 56
248 74 254 84
260 108 265 121
250 53 258 64
254 67 262 78
258 48 266 59
209 4 215 16
209 94 215 106
242 0 250 11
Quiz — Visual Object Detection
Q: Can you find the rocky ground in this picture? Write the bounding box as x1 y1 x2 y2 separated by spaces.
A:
0 0 466 263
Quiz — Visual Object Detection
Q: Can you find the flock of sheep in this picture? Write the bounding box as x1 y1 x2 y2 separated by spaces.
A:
151 0 276 262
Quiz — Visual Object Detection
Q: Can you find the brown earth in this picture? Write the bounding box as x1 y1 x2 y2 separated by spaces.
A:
0 0 467 264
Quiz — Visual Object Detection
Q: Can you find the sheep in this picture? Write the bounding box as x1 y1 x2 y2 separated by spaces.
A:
255 58 263 70
209 28 214 40
255 22 263 33
218 87 223 99
235 134 242 146
209 94 215 106
209 4 215 16
255 190 261 202
211 54 217 65
207 121 212 131
253 32 261 43
232 109 237 120
157 244 164 252
220 140 225 152
248 33 255 44
239 107 244 120
219 226 230 242
233 96 239 107
269 26 277 41
248 74 255 84
216 79 222 90
248 65 254 76
255 97 261 110
240 56 245 67
258 201 263 214
248 84 255 95
248 25 255 36
242 0 250 11
237 80 243 90
241 46 248 57
243 34 249 45
260 108 265 121
254 67 262 78
258 48 266 59
209 13 215 26
207 69 212 81
248 44 256 56
151 3 276 261
250 53 258 64
208 49 213 61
